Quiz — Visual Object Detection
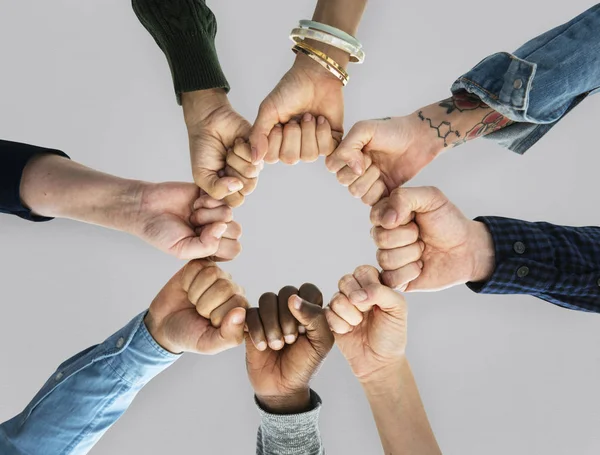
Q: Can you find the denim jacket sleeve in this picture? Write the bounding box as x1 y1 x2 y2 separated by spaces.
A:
467 217 600 313
451 4 600 154
0 312 179 455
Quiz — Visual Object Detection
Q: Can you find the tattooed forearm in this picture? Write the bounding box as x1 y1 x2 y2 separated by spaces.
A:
417 111 461 147
439 92 488 114
451 111 514 147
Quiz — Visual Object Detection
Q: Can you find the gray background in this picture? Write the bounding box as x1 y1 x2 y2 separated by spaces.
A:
1 1 599 454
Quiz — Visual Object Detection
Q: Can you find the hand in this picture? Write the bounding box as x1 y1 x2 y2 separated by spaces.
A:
145 260 248 354
325 115 440 202
182 89 259 207
131 182 242 261
370 186 495 291
250 54 344 165
325 265 408 383
245 284 334 414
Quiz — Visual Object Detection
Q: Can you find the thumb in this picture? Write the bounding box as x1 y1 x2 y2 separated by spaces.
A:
250 100 279 164
288 295 334 355
194 168 244 201
325 121 375 175
347 284 407 317
371 186 448 229
175 222 227 260
218 307 247 347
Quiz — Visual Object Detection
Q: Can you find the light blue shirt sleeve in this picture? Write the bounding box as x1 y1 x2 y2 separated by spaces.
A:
0 312 179 455
451 3 600 154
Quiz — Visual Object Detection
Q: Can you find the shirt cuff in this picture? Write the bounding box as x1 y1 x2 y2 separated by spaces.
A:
0 140 70 222
255 390 323 454
466 216 557 296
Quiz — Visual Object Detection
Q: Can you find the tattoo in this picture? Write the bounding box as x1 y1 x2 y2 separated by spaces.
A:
418 111 460 147
377 117 392 120
439 92 487 114
451 110 514 148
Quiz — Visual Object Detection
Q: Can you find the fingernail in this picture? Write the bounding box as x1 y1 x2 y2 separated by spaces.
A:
257 341 267 351
288 118 298 124
417 260 424 269
228 181 243 192
303 113 313 123
292 295 302 310
298 325 306 334
370 226 375 238
251 147 258 163
383 208 397 226
232 312 245 325
275 123 283 128
317 116 325 125
213 224 227 239
270 339 284 350
284 334 296 344
350 289 368 303
258 160 265 170
419 240 425 251
193 199 201 210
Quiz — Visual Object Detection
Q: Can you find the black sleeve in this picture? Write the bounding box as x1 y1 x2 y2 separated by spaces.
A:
0 139 70 222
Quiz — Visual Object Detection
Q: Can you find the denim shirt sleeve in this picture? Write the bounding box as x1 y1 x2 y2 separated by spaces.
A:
451 4 600 154
0 312 179 455
467 217 600 313
255 390 325 455
0 139 70 222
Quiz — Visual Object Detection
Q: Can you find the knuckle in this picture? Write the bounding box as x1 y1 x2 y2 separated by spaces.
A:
373 228 388 246
338 274 354 290
354 264 377 278
201 265 221 282
215 278 235 294
376 250 391 269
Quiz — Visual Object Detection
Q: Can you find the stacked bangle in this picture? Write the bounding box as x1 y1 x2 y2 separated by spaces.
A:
290 27 365 63
290 20 364 86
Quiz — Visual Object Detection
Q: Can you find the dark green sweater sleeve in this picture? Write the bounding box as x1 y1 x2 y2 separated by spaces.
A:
132 0 230 104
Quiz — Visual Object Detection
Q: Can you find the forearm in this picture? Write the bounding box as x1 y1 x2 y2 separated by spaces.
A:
414 93 514 156
362 358 441 455
20 153 140 232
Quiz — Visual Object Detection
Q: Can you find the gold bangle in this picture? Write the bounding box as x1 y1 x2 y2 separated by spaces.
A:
292 42 349 86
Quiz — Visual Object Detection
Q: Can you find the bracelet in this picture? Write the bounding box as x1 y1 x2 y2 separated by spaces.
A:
292 44 348 86
299 20 362 50
290 27 365 64
293 41 349 85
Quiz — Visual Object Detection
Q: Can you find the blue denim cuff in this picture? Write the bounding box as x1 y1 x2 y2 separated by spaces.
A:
451 52 537 122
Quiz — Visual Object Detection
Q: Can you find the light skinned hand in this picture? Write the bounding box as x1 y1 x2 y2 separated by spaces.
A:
370 186 495 291
325 265 408 383
249 54 344 165
145 260 249 355
325 115 439 203
132 183 242 261
245 284 334 414
182 89 258 207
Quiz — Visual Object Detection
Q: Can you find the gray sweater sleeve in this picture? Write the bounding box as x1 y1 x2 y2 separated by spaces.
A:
255 390 325 455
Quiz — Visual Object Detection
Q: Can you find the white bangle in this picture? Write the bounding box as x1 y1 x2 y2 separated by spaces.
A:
290 27 365 64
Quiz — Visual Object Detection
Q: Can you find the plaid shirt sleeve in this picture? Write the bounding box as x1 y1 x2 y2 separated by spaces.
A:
466 216 600 313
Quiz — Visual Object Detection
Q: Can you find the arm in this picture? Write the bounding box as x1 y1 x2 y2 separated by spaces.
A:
0 260 247 455
12 148 242 260
246 285 334 455
368 186 600 313
362 360 440 455
452 3 600 154
326 267 441 454
326 4 600 202
0 312 179 455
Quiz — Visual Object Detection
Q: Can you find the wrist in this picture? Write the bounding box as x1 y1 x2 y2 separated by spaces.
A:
293 52 346 85
182 88 230 127
257 389 312 415
468 221 496 283
359 357 407 392
143 311 182 355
